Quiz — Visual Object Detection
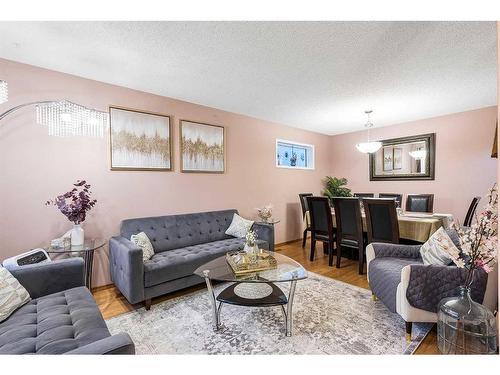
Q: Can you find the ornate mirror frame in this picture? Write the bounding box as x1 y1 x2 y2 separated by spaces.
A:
369 133 436 181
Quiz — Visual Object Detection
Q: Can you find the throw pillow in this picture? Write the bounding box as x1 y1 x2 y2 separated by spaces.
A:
131 232 155 262
225 213 254 238
0 266 31 323
419 227 457 266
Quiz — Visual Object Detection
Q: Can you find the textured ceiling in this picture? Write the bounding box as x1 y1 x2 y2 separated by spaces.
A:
0 21 496 135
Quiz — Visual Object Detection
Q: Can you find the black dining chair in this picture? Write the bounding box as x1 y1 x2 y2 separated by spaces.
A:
463 196 481 227
378 193 403 209
332 197 366 274
406 194 434 213
354 193 375 198
307 196 336 266
363 198 400 244
299 193 313 248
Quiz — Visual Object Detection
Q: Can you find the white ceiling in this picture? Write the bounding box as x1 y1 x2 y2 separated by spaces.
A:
0 21 496 135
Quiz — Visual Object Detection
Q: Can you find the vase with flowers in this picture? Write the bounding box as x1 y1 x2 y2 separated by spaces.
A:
437 183 498 354
46 180 97 247
244 229 259 264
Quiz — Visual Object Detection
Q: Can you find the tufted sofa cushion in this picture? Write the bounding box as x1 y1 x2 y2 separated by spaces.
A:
120 210 237 253
369 257 423 313
144 238 269 287
0 287 110 354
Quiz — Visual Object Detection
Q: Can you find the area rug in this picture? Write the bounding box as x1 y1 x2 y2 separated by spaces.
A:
106 273 432 354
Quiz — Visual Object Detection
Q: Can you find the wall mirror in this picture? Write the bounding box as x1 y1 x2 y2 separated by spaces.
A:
369 133 435 181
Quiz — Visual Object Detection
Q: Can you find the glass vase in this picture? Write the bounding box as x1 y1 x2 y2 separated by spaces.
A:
437 286 497 354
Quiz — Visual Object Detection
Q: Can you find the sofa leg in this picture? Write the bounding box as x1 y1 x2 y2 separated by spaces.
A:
405 321 412 342
145 299 152 311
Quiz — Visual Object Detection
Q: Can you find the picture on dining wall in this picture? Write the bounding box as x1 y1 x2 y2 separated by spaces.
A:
393 148 403 170
383 147 393 171
109 106 172 171
180 120 225 173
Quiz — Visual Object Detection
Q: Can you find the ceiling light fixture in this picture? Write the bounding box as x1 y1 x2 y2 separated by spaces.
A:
409 149 427 159
356 110 382 153
0 80 8 104
0 99 108 138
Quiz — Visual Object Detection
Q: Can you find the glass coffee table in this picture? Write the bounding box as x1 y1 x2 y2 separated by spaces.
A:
194 252 307 337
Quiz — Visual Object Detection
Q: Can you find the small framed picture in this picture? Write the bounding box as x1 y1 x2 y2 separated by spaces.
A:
180 120 225 173
393 148 403 170
383 146 393 171
109 106 172 171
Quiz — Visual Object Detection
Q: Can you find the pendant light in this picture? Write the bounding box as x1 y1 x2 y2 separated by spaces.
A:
356 110 382 153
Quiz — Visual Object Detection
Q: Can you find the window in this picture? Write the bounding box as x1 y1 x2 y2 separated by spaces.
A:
276 139 315 170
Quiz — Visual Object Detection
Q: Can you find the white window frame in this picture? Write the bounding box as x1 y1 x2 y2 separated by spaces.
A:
275 139 315 170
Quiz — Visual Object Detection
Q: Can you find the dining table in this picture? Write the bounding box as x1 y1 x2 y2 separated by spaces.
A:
304 210 453 243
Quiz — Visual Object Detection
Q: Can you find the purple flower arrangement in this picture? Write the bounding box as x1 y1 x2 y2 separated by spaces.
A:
46 180 97 224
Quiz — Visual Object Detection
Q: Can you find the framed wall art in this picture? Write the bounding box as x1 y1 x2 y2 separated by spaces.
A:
180 120 225 173
109 106 172 171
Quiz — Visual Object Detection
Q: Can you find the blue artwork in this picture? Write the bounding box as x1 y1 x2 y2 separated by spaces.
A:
277 142 308 167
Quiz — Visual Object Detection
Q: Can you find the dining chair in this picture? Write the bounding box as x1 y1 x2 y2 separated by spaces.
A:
353 193 375 198
332 197 366 274
307 196 336 266
363 198 400 244
463 196 481 227
405 194 434 213
378 193 403 209
299 193 313 248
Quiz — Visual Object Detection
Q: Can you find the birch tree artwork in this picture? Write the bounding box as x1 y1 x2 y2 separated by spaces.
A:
181 121 224 173
110 107 171 171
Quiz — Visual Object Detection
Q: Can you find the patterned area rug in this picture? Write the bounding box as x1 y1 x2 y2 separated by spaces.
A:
106 273 432 354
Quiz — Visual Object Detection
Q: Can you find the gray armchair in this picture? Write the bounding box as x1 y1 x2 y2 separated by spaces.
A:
366 240 497 341
0 258 134 354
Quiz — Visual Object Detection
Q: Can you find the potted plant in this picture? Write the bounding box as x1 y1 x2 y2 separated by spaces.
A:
322 176 353 202
46 180 97 246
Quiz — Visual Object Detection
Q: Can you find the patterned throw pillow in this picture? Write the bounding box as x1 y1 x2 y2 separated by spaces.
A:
419 227 456 266
225 213 254 238
131 232 155 262
0 266 31 323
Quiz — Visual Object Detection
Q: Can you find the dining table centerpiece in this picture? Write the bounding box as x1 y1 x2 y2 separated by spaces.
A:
46 180 97 246
437 183 498 354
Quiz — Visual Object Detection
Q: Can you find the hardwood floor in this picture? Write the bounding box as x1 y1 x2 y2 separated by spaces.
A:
92 238 439 354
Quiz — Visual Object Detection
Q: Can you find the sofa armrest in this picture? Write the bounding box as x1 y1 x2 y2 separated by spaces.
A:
64 333 135 355
405 264 488 313
252 222 274 251
9 258 85 299
371 242 422 259
109 236 144 304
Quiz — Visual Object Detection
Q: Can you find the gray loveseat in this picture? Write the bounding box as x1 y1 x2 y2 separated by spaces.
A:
109 209 274 308
0 258 134 354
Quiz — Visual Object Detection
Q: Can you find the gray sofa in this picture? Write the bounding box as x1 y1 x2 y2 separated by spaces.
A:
0 258 134 354
110 209 274 308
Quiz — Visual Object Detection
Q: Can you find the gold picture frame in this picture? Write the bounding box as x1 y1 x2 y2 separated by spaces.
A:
180 120 225 173
109 105 173 171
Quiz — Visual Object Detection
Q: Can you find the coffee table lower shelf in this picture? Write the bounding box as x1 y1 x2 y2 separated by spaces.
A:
202 271 298 337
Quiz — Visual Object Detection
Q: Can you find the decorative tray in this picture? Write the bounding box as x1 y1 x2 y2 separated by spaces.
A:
226 250 277 275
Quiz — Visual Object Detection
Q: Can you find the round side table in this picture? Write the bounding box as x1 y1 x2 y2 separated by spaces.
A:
45 238 105 289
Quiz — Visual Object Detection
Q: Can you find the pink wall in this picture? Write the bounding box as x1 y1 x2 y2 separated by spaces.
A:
329 107 498 223
0 58 331 286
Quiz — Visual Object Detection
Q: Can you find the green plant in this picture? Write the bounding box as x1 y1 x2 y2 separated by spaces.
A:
322 176 353 199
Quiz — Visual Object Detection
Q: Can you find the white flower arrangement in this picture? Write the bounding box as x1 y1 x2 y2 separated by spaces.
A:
447 183 498 287
245 229 257 247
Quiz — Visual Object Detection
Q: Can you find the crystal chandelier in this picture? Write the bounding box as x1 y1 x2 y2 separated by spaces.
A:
35 100 108 137
356 110 382 153
0 80 8 104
